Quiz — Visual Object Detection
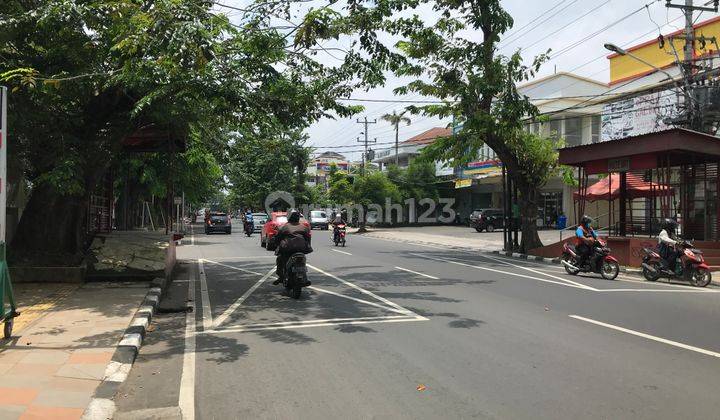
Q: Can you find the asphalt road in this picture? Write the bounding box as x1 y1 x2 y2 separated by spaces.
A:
115 224 720 420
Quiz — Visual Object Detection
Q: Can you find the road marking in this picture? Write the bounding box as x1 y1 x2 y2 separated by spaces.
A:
569 315 720 359
479 253 596 290
308 286 410 315
202 258 264 276
212 267 276 328
595 288 718 293
198 259 213 331
410 253 591 290
395 266 439 280
179 262 197 420
308 264 418 315
330 249 352 256
203 316 425 334
207 315 412 331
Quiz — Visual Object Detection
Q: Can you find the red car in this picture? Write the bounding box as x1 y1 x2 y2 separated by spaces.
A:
260 212 310 248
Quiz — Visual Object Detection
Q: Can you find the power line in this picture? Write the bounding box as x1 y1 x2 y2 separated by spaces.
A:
522 0 612 52
500 0 580 49
500 0 568 43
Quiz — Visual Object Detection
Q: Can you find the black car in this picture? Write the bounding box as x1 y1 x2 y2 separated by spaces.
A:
205 212 232 234
470 208 504 232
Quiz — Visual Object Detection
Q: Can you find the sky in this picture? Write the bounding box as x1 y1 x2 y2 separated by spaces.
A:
214 0 710 160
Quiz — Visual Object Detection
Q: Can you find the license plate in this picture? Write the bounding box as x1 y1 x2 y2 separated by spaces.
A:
292 266 307 273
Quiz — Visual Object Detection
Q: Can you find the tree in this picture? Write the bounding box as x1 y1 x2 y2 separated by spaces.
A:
381 110 411 166
326 164 353 205
385 0 558 252
353 171 401 231
2 0 376 265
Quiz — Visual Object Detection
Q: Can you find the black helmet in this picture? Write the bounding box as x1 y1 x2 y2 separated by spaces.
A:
288 209 301 223
580 215 593 228
663 218 678 231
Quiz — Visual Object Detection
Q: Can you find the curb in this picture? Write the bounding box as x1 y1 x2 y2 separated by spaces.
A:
82 282 164 420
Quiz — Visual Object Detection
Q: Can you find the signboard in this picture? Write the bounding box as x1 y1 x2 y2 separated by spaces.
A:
608 157 630 172
601 89 682 141
459 159 503 177
0 87 6 244
174 197 182 205
316 162 349 172
455 178 472 189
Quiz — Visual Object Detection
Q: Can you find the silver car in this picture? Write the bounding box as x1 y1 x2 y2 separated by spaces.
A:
309 210 329 230
252 213 268 232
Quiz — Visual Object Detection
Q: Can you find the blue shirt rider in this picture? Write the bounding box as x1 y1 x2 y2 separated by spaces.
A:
575 215 597 266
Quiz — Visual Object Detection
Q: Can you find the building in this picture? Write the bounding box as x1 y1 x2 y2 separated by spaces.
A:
452 72 609 225
306 151 350 189
373 127 452 172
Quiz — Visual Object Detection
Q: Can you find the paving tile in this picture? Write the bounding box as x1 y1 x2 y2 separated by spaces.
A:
0 388 39 406
0 376 49 389
19 350 70 365
0 405 25 420
6 364 61 377
47 377 100 393
67 352 112 365
32 389 91 409
0 352 27 363
0 363 15 375
18 406 83 420
56 363 107 381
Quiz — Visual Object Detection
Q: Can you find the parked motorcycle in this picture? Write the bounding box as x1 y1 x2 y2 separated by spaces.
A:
243 220 254 237
561 239 620 280
641 240 712 287
283 253 310 299
333 224 347 247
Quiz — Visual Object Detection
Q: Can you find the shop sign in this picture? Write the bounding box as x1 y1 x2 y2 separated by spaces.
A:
455 179 472 189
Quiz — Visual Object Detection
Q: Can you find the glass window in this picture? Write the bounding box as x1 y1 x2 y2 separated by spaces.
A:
591 115 601 143
549 119 562 140
564 117 582 147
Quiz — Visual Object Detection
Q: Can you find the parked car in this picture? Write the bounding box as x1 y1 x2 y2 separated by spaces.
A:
252 213 268 232
205 212 232 234
309 210 329 230
470 208 504 232
260 211 310 248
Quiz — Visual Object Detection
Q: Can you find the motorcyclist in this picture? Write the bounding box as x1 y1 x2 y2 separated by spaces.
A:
658 218 680 274
331 210 345 242
575 215 598 267
243 209 254 231
272 209 312 285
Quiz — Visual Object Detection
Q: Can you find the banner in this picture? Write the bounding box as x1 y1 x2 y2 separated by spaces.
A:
601 89 682 142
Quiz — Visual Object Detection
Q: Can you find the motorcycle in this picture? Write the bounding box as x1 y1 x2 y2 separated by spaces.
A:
641 240 712 287
243 220 254 237
283 253 310 299
561 238 620 280
333 224 346 247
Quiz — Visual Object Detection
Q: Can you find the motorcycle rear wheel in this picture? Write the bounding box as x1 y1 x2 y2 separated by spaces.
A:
563 255 580 275
642 261 660 282
691 268 712 287
601 260 620 280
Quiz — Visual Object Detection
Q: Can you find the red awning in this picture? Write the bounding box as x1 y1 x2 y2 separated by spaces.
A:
573 173 673 202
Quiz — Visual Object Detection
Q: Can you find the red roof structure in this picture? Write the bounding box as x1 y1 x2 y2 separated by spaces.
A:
401 127 452 145
572 173 673 202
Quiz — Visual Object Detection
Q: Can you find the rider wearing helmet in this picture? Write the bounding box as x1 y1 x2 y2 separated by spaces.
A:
273 209 312 285
575 215 598 267
658 218 680 273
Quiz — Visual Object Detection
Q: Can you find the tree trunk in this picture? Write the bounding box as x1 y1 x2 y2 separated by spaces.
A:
9 183 89 266
517 183 543 253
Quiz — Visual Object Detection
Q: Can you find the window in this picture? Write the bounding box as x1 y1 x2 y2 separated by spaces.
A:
564 117 582 147
549 119 562 140
591 115 601 143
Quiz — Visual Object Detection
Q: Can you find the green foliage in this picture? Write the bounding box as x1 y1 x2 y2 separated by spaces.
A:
402 160 438 201
327 164 353 204
352 171 401 207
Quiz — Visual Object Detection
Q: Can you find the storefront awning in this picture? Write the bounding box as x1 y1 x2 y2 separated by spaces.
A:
572 173 673 202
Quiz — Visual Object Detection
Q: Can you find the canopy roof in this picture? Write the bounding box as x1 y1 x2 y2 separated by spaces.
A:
572 173 673 202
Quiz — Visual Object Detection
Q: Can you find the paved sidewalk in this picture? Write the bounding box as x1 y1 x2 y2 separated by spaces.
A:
0 282 150 420
358 225 563 251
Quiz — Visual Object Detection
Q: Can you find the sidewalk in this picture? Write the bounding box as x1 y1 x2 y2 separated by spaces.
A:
358 225 562 251
0 281 150 420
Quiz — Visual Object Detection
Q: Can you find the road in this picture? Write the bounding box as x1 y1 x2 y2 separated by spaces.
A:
114 224 720 420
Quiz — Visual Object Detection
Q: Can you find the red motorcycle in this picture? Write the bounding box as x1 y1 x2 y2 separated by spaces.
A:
561 239 620 280
333 224 346 247
641 240 712 287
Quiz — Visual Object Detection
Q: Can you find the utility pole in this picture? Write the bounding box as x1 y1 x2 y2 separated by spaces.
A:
666 0 720 128
356 117 377 176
